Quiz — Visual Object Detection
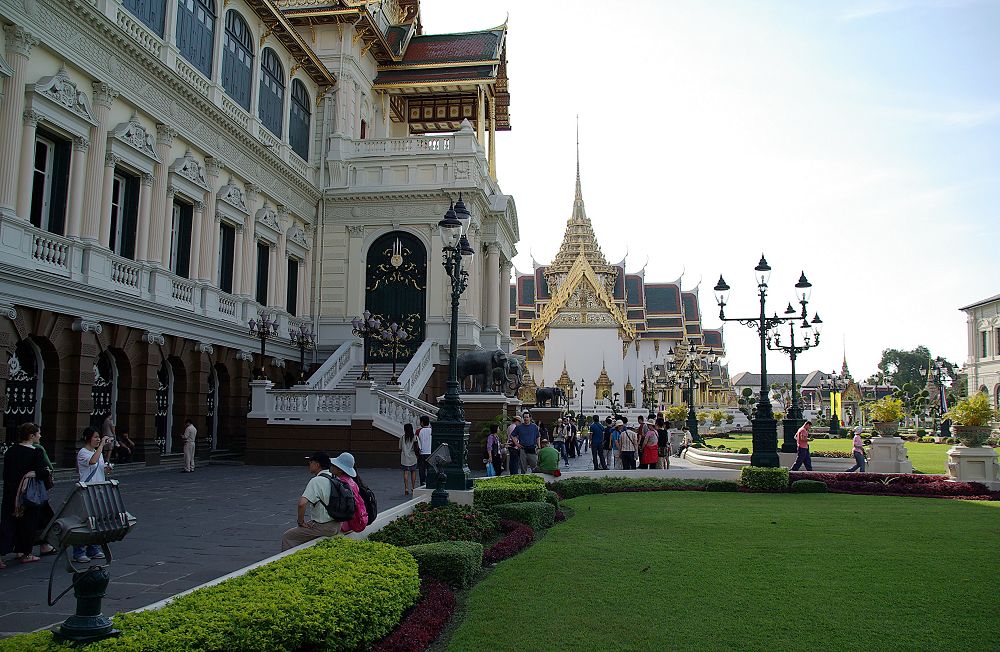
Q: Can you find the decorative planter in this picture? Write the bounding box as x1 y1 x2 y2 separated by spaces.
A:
950 425 992 448
872 421 899 437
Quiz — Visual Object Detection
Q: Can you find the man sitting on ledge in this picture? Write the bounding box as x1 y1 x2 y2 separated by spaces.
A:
537 439 561 477
280 451 343 551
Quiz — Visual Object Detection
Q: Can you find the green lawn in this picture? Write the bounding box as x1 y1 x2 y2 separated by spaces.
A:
449 492 999 652
704 434 952 474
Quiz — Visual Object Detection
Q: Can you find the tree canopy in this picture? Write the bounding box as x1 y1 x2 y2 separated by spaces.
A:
876 346 959 390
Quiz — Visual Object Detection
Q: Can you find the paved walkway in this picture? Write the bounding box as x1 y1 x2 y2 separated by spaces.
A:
0 464 414 637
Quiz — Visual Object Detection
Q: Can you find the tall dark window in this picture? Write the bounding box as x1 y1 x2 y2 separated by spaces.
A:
170 200 193 278
255 241 269 305
286 258 299 316
30 130 70 235
176 0 216 78
289 80 311 160
982 331 989 359
123 0 166 36
218 222 235 293
222 10 254 111
109 169 140 259
258 48 285 137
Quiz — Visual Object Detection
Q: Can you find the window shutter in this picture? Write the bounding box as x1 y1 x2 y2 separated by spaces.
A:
175 203 193 278
121 173 140 260
219 223 235 293
48 137 72 236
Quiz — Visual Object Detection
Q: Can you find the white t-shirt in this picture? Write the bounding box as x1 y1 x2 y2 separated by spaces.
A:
77 447 107 483
302 470 335 523
417 425 433 455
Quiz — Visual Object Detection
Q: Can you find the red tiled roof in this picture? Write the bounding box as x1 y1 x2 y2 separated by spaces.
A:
401 30 502 64
374 65 497 86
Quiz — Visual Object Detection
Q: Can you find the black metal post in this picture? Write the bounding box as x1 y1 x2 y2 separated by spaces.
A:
258 334 266 380
686 371 699 442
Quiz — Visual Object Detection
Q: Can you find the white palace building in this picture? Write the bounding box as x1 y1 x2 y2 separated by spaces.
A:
0 0 518 467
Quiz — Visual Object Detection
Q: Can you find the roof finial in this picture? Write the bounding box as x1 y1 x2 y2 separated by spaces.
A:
572 115 586 221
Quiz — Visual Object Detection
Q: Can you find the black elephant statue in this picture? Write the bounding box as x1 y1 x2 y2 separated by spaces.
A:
535 386 565 407
499 355 525 397
457 349 508 393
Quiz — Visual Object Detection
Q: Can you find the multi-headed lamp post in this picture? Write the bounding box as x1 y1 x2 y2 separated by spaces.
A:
248 311 279 380
766 282 823 451
434 195 475 492
351 310 382 381
379 322 409 385
668 341 718 442
714 256 812 467
289 323 316 384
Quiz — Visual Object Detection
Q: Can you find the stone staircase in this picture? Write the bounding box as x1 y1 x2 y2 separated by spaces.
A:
330 363 399 390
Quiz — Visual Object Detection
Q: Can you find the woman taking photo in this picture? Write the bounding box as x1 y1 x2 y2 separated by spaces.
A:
0 423 54 567
73 427 113 563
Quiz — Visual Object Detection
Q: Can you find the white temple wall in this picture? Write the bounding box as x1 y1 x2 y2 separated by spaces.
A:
541 327 625 403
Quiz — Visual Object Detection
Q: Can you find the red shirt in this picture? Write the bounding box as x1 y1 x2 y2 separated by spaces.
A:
795 426 810 448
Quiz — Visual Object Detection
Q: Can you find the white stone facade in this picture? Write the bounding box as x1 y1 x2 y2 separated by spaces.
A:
961 293 1000 409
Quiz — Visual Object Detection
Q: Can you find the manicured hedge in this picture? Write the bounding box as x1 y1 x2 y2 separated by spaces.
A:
0 538 421 652
490 501 556 530
371 580 456 652
368 502 497 547
549 477 709 499
739 466 790 492
705 480 741 492
483 519 536 565
404 540 483 589
544 490 561 511
474 475 548 509
791 479 828 493
788 472 948 485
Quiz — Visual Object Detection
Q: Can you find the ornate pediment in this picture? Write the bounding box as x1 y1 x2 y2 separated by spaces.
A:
33 67 95 124
169 150 209 191
111 115 159 162
256 204 281 237
287 224 310 250
218 178 250 214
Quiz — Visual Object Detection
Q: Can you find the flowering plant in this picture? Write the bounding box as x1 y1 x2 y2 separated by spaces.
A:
944 392 998 427
868 396 904 422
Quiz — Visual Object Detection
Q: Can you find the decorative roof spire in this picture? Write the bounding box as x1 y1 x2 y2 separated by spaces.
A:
573 115 586 221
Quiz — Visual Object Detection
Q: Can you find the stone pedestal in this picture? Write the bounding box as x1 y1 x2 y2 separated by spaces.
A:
529 407 565 432
946 446 1000 489
459 393 511 470
867 436 912 474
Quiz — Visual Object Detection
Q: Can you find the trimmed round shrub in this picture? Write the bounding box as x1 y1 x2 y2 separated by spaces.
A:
369 503 497 547
404 540 484 589
739 466 790 492
490 501 556 530
544 490 560 511
705 480 740 492
738 447 750 454
474 475 548 509
551 477 604 499
791 479 828 493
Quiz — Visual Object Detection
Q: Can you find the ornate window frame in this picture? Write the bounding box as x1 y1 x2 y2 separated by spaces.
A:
168 149 210 202
107 115 160 176
284 221 310 260
25 67 97 140
216 177 250 229
254 203 282 244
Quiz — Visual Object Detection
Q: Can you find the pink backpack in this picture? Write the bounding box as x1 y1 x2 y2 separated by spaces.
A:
340 477 369 534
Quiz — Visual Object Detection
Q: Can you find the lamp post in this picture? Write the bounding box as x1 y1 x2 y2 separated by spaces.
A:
351 310 382 381
433 195 475 492
668 341 718 442
248 311 279 380
821 372 844 436
289 323 316 384
714 256 809 467
922 358 949 437
379 322 409 385
579 377 585 420
767 292 823 451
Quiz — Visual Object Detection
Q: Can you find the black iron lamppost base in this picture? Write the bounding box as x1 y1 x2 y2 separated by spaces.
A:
829 415 841 436
54 567 120 644
432 416 472 491
431 472 450 507
750 415 781 467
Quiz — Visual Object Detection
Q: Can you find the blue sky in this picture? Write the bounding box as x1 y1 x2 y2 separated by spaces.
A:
420 0 1000 379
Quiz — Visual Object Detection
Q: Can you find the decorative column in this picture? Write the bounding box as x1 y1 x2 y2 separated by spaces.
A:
83 82 118 243
232 221 245 295
345 224 365 317
189 200 204 278
500 259 513 339
267 242 277 307
197 157 220 282
299 228 313 316
476 86 486 147
274 208 288 309
135 173 154 260
65 136 90 238
98 153 121 247
16 110 42 221
242 185 260 297
0 26 37 217
146 125 176 265
485 242 500 329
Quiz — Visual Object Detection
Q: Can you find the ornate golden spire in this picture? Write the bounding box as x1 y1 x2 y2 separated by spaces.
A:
594 362 614 400
556 360 574 399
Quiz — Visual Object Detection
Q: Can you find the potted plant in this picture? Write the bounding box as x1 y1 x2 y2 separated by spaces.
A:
665 405 689 426
868 396 904 437
944 392 998 447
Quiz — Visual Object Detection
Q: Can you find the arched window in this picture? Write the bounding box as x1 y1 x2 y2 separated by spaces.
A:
176 0 216 78
222 10 254 111
258 48 285 137
289 80 311 160
124 0 167 36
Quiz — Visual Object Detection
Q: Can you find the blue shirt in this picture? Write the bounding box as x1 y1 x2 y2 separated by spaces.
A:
514 423 540 449
611 428 621 450
589 422 604 447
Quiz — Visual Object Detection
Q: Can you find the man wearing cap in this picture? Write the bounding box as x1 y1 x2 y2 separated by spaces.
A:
280 451 343 551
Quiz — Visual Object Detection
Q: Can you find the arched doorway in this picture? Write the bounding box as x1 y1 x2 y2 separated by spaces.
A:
4 339 42 444
207 367 218 450
365 231 427 364
155 360 173 454
90 351 117 430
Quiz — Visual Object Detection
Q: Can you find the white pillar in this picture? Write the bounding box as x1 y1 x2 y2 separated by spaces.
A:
136 172 153 260
267 242 277 307
16 110 41 221
146 125 176 265
500 259 512 339
233 222 245 295
82 82 117 243
243 185 260 296
197 157 220 282
0 26 37 217
485 242 500 329
272 214 287 309
189 200 204 278
65 136 90 238
346 225 364 317
299 237 313 316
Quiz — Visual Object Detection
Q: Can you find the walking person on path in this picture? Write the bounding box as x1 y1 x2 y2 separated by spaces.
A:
280 452 344 551
181 418 197 473
656 418 671 469
589 415 608 470
1 423 55 567
416 415 433 487
74 427 113 563
790 420 814 471
485 424 503 477
400 423 419 495
846 427 867 472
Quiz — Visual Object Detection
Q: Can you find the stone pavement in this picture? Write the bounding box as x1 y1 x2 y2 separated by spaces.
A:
0 464 415 637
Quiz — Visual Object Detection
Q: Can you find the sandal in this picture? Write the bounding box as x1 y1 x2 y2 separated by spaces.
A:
19 555 41 564
39 547 57 556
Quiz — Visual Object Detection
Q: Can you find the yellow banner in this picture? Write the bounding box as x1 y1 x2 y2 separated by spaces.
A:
831 391 841 420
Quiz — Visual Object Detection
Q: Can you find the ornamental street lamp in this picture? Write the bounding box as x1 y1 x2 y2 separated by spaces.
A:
433 195 475 493
714 256 809 467
921 358 950 437
380 322 409 385
821 372 844 436
579 377 585 420
767 286 823 451
289 323 316 384
351 310 382 381
248 311 279 380
667 341 718 443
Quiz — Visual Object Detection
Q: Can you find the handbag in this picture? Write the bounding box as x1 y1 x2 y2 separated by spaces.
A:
24 476 48 507
486 461 496 477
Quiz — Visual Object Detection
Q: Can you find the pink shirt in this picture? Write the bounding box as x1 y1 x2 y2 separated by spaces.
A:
853 434 864 453
795 426 809 448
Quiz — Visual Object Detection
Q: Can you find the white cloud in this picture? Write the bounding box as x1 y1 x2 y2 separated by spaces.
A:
839 0 981 22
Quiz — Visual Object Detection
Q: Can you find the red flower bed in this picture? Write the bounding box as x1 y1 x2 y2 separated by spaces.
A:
371 579 456 652
823 479 990 497
482 519 535 565
789 472 948 485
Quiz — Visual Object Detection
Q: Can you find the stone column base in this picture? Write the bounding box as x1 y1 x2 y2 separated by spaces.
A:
947 445 1000 489
867 436 912 474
